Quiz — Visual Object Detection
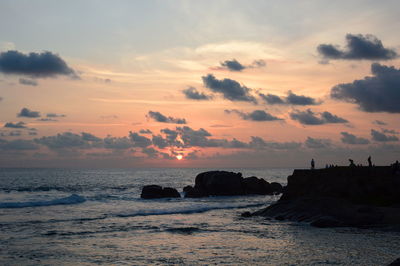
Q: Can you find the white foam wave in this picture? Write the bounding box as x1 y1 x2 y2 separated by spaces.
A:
0 194 86 208
116 202 265 217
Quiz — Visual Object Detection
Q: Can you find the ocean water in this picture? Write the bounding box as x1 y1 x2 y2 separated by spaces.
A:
0 168 399 266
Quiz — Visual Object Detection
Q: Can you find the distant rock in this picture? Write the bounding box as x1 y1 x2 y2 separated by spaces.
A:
184 171 283 198
141 185 180 199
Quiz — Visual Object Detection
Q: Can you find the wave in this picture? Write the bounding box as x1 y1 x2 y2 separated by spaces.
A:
0 194 86 209
116 202 265 217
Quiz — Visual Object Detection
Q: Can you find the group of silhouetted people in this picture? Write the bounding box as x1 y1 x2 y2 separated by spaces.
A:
311 156 400 174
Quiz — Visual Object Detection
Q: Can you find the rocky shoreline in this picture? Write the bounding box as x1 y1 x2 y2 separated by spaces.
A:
247 166 400 229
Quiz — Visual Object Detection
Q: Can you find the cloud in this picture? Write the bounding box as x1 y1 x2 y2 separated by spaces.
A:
290 109 348 125
0 50 78 78
0 97 3 102
331 63 400 113
37 118 58 122
129 132 152 147
103 136 134 149
248 136 301 150
317 34 397 60
305 136 331 149
225 109 282 121
373 120 387 126
0 139 39 150
218 59 266 72
220 59 245 71
19 78 38 86
340 132 370 145
4 121 27 128
182 87 213 100
202 74 257 103
17 107 41 118
46 113 66 118
382 128 398 135
258 93 285 104
286 91 319 105
139 129 152 134
259 90 320 106
147 111 187 124
35 132 94 149
371 129 399 142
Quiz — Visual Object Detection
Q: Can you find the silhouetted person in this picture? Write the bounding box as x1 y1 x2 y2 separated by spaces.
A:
368 156 372 167
393 160 399 175
311 159 315 170
349 159 355 167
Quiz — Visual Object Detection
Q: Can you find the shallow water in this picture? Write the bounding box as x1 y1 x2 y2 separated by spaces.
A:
0 168 399 265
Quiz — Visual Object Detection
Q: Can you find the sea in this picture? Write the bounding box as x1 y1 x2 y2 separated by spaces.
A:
0 168 399 266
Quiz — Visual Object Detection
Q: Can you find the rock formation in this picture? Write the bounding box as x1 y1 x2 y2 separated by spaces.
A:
141 185 181 199
184 171 282 198
249 166 400 229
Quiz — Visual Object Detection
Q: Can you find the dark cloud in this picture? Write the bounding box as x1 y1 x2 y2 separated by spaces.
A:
218 59 266 72
317 34 397 60
259 91 320 106
139 129 152 134
305 137 331 149
258 93 285 104
129 132 152 147
152 135 169 149
382 128 398 135
373 120 387 126
35 132 93 149
0 130 22 137
4 121 27 129
249 136 302 150
290 109 348 125
19 78 38 86
141 147 159 158
182 87 213 100
286 91 319 105
202 74 257 103
37 118 58 122
225 109 282 121
331 63 400 113
47 113 66 118
220 59 245 72
0 50 78 78
0 97 3 102
81 132 102 142
17 107 40 118
371 129 398 142
0 139 39 150
103 136 133 150
340 132 370 145
147 111 187 124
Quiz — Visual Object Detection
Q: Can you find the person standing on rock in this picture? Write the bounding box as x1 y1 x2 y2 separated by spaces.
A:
311 159 315 170
368 156 372 167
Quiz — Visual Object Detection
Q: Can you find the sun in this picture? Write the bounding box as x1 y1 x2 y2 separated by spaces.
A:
176 154 183 160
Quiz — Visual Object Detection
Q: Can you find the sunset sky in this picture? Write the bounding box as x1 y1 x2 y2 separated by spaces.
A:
1 0 399 168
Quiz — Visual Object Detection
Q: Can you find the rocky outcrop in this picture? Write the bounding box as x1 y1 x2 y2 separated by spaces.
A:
249 166 400 229
184 171 282 198
141 185 180 199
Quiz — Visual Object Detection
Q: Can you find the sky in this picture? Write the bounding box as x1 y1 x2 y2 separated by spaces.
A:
0 0 400 168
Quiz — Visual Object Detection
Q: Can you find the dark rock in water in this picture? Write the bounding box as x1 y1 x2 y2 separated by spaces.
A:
184 170 283 198
141 185 180 199
250 166 400 229
242 176 271 195
162 187 181 198
388 258 400 266
270 182 283 194
195 171 244 196
241 211 252 217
